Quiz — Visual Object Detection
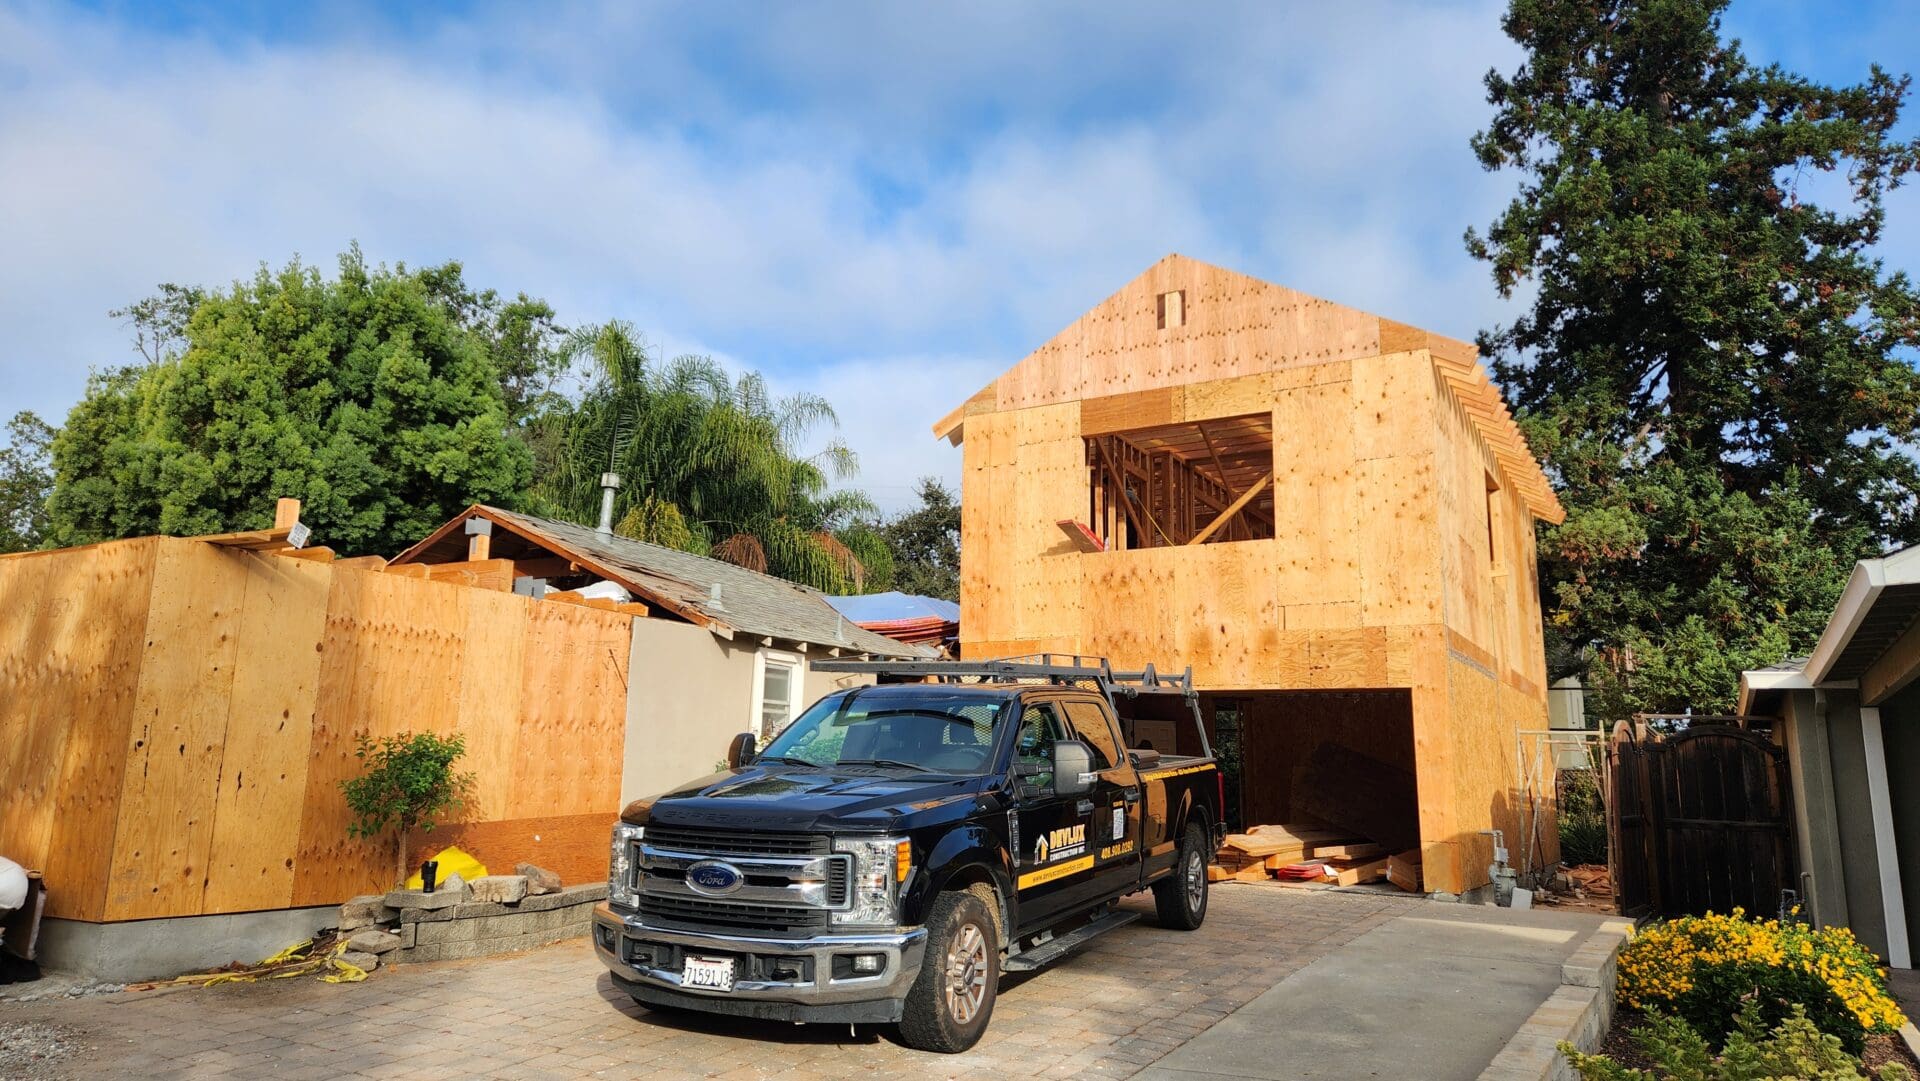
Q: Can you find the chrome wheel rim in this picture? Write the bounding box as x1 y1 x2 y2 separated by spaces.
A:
943 921 989 1024
1185 849 1205 911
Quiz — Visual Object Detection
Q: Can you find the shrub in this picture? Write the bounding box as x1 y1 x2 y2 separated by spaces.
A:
1561 1001 1911 1080
1616 909 1906 1053
340 731 477 886
1558 767 1608 866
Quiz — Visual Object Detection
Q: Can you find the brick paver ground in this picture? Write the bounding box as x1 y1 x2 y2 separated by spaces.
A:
5 884 1418 1080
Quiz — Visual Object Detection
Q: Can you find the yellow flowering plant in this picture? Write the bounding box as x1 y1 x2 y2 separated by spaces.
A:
1615 909 1906 1054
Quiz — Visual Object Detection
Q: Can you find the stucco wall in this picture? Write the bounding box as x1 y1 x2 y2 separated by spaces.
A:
619 619 876 805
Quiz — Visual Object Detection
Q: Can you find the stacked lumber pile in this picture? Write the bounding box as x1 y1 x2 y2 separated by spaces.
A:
1209 823 1423 891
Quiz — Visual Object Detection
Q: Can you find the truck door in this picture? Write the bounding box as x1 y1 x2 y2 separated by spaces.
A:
1009 701 1103 930
1061 698 1144 897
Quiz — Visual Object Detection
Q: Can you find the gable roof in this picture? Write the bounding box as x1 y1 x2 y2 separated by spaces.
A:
932 253 1564 524
391 505 929 657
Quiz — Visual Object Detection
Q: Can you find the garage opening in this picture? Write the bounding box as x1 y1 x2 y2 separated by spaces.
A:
1198 690 1421 890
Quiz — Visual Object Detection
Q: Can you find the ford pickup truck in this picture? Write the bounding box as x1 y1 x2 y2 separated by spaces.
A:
593 656 1224 1052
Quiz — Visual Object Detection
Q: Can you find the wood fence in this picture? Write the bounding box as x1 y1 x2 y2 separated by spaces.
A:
1607 722 1793 918
0 535 633 922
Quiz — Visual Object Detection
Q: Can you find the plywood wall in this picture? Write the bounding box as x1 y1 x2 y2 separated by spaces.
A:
1 535 632 922
951 255 1562 894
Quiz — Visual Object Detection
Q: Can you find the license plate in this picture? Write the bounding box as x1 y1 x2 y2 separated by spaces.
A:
682 955 735 992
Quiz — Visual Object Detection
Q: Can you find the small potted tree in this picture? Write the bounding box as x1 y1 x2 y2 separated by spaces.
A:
339 731 476 888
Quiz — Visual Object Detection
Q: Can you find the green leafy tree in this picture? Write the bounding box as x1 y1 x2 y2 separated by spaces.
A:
1467 0 1920 717
878 478 960 601
0 411 56 553
339 731 477 887
46 248 535 556
537 320 886 592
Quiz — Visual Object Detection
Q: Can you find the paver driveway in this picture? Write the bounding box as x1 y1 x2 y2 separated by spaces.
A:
6 887 1415 1080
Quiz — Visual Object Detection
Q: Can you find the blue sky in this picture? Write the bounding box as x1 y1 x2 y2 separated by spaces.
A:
3 1 1917 511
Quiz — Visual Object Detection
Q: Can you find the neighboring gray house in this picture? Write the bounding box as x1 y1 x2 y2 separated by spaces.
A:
393 506 932 802
1739 543 1920 970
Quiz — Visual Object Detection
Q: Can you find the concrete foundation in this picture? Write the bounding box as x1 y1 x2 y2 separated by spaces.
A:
38 905 338 983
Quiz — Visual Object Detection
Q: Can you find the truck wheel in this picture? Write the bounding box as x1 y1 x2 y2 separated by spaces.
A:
899 889 999 1053
1153 822 1209 930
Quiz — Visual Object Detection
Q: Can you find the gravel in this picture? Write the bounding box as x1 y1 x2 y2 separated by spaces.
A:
0 1019 88 1079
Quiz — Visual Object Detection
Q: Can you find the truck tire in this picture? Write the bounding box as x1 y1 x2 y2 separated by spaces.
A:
899 889 999 1053
1153 822 1209 930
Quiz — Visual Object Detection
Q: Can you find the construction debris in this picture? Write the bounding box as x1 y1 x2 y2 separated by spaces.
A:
162 934 367 987
1210 823 1397 887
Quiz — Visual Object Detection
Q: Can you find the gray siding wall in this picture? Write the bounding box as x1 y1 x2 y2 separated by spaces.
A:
1824 689 1892 959
1882 681 1920 959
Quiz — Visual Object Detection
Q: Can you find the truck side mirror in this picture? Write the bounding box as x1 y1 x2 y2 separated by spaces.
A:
726 732 758 770
1053 740 1096 797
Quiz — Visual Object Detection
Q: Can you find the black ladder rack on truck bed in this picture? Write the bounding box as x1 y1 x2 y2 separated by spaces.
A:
810 653 1194 698
811 654 1211 760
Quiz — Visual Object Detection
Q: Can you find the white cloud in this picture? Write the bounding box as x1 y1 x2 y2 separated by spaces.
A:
20 0 1903 517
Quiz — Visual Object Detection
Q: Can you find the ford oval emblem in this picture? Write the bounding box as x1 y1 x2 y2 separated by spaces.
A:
685 860 745 896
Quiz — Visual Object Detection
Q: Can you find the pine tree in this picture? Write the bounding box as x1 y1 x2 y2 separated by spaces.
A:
1468 0 1920 715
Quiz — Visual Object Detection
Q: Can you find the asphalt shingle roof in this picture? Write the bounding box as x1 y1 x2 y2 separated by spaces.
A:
481 507 928 658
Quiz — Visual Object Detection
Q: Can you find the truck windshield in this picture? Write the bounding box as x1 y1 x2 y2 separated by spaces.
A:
759 689 1007 775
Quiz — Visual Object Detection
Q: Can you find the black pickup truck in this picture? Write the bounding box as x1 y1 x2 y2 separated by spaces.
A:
593 656 1225 1052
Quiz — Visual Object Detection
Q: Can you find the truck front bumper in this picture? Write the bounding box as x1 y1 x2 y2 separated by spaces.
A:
592 902 927 1024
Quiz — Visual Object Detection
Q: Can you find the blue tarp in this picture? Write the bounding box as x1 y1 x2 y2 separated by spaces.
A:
824 591 960 624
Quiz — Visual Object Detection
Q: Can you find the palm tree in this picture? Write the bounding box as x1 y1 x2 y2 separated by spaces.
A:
534 321 884 593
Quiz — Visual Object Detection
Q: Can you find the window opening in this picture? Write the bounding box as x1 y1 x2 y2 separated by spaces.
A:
1083 412 1275 550
1157 290 1186 330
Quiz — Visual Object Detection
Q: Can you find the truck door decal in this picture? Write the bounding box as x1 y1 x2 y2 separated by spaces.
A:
1018 823 1092 889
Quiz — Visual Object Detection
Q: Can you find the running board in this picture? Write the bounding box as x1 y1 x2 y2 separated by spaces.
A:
1002 910 1139 973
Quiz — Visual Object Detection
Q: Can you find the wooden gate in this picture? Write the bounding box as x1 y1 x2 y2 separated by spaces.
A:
1607 722 1793 918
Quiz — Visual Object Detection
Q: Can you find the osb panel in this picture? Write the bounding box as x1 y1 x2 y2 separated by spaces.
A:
457 587 530 821
990 255 1382 411
1441 654 1512 894
293 568 470 904
1356 454 1442 626
0 538 155 920
106 540 249 920
1079 547 1180 672
201 552 331 915
1272 380 1359 606
1432 374 1551 701
1351 352 1434 462
507 602 630 819
1173 542 1278 687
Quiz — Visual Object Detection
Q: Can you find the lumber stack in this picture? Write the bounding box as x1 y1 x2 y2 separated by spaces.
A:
1209 823 1422 890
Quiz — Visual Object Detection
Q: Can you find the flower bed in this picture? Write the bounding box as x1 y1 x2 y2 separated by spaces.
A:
1616 909 1905 1052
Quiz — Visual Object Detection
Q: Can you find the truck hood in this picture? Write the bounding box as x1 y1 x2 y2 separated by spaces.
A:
625 765 986 833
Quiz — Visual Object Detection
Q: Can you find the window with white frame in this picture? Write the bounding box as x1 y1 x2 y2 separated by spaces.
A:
755 650 803 740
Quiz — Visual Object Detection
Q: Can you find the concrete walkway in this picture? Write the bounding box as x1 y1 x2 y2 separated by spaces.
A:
1136 896 1607 1081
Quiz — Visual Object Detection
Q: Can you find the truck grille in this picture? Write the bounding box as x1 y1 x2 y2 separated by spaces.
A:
633 825 844 939
643 825 830 858
637 895 828 936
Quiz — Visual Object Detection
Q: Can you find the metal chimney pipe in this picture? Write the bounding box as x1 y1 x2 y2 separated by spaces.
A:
597 472 622 534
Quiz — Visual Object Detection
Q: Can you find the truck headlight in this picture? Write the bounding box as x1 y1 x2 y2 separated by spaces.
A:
832 835 909 928
609 822 644 908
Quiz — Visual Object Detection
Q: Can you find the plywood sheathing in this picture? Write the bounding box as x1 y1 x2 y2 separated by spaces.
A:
0 535 633 922
947 254 1560 894
936 254 1562 527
